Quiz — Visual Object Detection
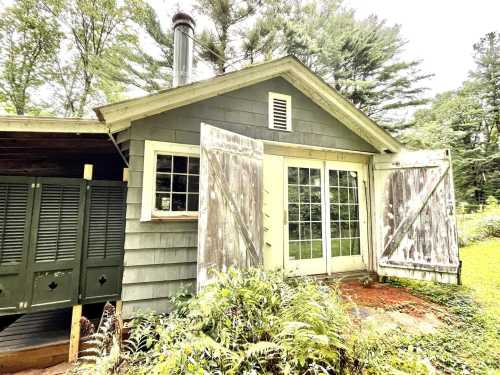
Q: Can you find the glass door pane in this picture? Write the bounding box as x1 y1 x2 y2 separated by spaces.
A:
287 166 323 260
329 170 360 257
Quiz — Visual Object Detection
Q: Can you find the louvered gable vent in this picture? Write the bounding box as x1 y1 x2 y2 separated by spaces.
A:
269 92 291 131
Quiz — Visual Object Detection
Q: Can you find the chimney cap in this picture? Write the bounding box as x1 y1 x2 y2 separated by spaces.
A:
172 12 195 29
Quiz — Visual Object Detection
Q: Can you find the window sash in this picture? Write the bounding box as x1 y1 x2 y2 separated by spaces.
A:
141 141 200 221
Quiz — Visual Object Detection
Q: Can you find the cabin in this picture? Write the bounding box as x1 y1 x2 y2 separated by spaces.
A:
0 12 460 340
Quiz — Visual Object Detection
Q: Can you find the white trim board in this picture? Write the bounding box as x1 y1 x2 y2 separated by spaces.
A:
0 116 107 134
94 56 401 154
141 140 200 221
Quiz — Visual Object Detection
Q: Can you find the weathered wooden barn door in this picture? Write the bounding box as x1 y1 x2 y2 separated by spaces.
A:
197 123 264 288
25 178 86 310
0 177 35 313
81 180 127 303
373 150 460 284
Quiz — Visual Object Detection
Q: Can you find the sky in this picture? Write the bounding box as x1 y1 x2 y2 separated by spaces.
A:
149 0 500 96
344 0 500 95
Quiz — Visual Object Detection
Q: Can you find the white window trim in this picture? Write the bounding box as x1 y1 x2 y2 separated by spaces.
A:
141 140 200 221
268 92 292 131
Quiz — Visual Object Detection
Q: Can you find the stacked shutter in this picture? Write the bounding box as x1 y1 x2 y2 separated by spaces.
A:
0 181 31 265
35 184 81 262
87 184 126 260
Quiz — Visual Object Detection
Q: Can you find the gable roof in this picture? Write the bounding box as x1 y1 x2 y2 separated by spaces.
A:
95 56 401 153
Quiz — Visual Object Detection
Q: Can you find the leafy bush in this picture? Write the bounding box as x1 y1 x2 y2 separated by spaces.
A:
122 269 354 374
459 213 500 246
478 216 500 238
75 270 500 374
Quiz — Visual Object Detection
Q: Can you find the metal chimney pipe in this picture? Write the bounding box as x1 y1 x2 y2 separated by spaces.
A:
172 12 195 87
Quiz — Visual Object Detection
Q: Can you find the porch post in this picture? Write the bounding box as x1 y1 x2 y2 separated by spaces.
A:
68 304 82 362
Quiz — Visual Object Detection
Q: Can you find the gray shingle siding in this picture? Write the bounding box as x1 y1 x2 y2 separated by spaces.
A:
121 77 376 317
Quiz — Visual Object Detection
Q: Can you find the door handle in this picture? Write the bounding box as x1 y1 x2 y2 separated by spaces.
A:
48 281 58 290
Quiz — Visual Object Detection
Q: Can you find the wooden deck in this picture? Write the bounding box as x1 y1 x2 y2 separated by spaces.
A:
0 309 72 373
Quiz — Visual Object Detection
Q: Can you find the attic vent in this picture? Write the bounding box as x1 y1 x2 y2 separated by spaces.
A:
269 92 291 131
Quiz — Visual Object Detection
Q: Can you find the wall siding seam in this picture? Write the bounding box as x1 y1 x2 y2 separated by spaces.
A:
123 246 197 251
123 262 196 270
122 277 196 286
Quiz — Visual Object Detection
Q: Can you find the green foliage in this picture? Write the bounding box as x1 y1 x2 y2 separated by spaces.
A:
0 0 61 114
486 195 498 208
195 0 262 73
477 216 500 238
402 32 500 205
123 269 353 374
385 278 500 373
108 3 173 93
457 206 500 245
78 268 500 374
188 0 430 119
43 0 142 116
274 1 431 120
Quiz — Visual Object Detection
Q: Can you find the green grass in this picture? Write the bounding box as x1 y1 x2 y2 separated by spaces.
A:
460 238 500 318
385 237 500 373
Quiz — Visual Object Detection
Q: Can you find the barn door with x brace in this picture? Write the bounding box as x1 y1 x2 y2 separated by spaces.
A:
197 123 264 289
373 150 460 284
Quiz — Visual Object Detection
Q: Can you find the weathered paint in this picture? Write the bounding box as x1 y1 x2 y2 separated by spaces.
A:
197 124 264 288
120 139 199 318
119 77 377 316
373 150 460 284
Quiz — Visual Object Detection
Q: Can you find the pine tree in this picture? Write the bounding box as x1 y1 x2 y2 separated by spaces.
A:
108 3 174 93
402 32 500 204
195 0 261 74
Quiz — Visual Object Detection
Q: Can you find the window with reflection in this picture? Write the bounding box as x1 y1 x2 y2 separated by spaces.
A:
287 167 323 260
154 154 200 213
329 170 360 256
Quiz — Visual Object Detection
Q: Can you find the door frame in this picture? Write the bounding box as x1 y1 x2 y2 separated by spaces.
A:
283 158 370 276
325 160 369 274
284 158 328 276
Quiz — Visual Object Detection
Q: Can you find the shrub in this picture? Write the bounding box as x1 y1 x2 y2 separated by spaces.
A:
478 216 500 238
75 270 500 374
122 269 353 374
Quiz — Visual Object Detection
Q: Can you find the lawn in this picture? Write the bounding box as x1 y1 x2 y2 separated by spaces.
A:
460 238 500 318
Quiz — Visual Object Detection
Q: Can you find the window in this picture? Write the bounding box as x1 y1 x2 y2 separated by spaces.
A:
155 155 199 213
268 92 292 131
141 141 200 221
329 170 360 256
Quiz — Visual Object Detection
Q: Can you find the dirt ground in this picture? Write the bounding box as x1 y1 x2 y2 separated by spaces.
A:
9 362 71 375
339 280 437 317
338 280 443 334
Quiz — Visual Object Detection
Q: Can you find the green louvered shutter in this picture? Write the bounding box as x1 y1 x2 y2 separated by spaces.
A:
26 178 85 310
0 177 34 314
81 180 126 303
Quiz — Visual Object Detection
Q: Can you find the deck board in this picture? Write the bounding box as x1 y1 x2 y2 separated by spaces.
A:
0 309 71 352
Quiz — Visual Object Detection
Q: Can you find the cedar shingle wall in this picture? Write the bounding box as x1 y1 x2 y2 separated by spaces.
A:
121 77 375 317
